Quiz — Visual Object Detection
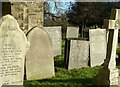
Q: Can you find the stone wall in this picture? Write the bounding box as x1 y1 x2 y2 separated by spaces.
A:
2 2 43 34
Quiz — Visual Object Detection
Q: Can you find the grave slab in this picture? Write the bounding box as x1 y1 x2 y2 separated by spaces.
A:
44 26 61 56
89 29 107 67
68 40 89 70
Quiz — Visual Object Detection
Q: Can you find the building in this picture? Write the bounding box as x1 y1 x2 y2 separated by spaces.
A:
0 1 44 33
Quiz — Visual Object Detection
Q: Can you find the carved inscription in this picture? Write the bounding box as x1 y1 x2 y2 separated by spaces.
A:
0 43 22 85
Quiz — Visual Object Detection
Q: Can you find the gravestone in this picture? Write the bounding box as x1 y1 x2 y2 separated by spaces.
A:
65 38 89 70
0 15 29 86
68 40 89 70
44 26 61 56
93 9 120 86
26 27 55 80
89 28 107 67
66 27 79 38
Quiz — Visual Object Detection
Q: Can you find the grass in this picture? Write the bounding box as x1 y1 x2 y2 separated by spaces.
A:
24 39 120 87
116 43 120 69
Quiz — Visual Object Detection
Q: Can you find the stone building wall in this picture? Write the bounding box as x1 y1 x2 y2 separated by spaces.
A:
2 2 44 33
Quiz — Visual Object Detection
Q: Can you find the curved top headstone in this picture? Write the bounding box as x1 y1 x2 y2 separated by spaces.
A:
26 27 55 80
0 14 29 86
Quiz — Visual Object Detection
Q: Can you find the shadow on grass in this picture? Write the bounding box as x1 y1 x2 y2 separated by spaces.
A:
39 78 91 84
24 78 92 87
54 55 65 68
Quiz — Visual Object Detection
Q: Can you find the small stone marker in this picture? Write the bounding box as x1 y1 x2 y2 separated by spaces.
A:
66 27 79 38
65 38 89 70
44 26 62 56
26 27 55 80
93 9 120 86
0 15 29 86
89 28 107 67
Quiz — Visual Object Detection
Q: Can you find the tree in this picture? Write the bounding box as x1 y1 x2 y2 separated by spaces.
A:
44 1 75 38
66 2 120 28
44 1 74 26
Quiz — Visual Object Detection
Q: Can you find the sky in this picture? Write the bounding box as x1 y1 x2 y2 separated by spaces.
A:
46 0 120 16
0 0 120 2
46 0 76 15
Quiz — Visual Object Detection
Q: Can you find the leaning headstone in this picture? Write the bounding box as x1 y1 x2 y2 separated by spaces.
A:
44 26 61 56
66 27 79 38
89 28 107 67
26 27 55 80
93 9 120 86
0 15 29 86
65 38 89 70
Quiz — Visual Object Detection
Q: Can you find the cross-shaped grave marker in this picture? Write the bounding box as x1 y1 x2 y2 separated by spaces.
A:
93 9 120 86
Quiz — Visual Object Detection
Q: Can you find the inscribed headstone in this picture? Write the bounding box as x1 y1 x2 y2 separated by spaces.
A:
68 40 89 70
26 27 55 80
44 26 61 56
0 15 29 85
66 27 79 38
89 29 107 67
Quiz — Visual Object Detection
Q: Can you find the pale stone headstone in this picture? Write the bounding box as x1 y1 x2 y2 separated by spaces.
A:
89 28 107 67
44 26 62 56
93 9 120 86
26 27 55 80
66 27 79 38
103 19 116 30
0 15 29 86
68 40 89 70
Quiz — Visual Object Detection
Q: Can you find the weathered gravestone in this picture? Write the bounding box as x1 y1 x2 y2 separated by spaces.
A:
64 38 89 70
0 15 29 86
44 26 61 56
66 27 79 38
26 27 55 80
89 28 107 67
93 9 120 86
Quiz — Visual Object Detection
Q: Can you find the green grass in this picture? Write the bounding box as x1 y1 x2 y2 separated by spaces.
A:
24 39 120 87
24 66 101 87
116 43 120 69
117 48 120 54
